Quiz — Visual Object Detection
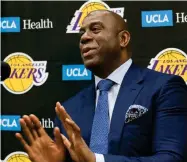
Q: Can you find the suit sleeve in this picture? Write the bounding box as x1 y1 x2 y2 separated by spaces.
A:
104 75 187 162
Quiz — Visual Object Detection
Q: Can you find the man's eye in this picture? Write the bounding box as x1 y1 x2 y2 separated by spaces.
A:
92 27 100 33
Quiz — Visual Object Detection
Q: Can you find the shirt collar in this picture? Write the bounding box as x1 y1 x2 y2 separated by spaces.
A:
94 58 132 88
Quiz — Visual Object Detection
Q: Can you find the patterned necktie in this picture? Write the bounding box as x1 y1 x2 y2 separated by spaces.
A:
89 79 115 154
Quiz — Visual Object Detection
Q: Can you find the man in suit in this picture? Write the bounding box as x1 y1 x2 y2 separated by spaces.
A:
16 10 187 162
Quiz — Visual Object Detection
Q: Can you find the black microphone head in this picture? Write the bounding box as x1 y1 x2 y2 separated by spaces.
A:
1 61 11 81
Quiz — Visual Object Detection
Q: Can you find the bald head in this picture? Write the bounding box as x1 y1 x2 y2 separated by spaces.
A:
82 10 128 33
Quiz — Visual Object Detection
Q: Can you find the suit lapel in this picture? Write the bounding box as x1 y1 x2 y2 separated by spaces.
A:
78 84 95 146
108 63 144 154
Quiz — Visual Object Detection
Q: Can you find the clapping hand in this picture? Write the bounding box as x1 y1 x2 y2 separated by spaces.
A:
55 102 96 162
15 103 66 162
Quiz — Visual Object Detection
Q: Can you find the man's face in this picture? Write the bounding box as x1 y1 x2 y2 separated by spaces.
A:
79 11 121 70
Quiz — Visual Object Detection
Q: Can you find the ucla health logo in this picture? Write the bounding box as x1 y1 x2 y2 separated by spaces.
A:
0 115 21 131
141 10 173 27
0 17 20 32
62 65 92 80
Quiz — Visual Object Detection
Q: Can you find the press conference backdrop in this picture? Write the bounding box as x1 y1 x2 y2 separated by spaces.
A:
1 1 187 161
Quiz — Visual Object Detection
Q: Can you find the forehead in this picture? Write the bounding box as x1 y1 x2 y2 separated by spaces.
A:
81 11 113 28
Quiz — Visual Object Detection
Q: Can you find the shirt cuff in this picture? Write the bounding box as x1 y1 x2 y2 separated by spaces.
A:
95 153 105 162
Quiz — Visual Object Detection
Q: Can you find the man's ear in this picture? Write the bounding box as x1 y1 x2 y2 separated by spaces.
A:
119 30 130 48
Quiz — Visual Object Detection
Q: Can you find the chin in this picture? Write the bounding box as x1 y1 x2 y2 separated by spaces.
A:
83 60 100 71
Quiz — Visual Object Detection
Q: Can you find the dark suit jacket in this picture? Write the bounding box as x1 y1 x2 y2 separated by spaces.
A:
55 63 187 162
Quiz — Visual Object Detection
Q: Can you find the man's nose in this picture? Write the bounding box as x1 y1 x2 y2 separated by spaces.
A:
80 31 92 44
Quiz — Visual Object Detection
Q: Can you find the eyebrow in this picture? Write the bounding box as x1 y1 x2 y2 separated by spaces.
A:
80 21 104 31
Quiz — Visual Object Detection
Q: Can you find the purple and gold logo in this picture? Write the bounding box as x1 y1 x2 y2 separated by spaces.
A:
148 48 187 84
3 151 31 162
66 0 125 33
2 52 48 94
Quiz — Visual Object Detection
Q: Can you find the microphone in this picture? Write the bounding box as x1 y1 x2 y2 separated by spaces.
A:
0 61 11 81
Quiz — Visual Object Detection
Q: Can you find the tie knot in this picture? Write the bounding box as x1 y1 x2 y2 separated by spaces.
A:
97 79 115 91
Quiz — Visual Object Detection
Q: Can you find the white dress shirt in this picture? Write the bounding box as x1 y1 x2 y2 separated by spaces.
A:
94 58 132 162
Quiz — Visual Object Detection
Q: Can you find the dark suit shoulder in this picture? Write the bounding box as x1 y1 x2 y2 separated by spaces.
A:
60 83 94 112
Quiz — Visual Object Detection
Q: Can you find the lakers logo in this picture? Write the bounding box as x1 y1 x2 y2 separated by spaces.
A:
2 52 48 94
3 152 31 162
66 0 125 33
148 48 187 84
